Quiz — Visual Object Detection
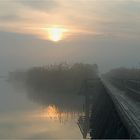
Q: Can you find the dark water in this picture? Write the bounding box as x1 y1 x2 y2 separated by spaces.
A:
0 79 83 139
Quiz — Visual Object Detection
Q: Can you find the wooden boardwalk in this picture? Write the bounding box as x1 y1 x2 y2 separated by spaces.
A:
101 78 140 138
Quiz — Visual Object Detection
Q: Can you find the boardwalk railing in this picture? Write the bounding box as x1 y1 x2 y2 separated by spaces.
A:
125 79 140 92
102 77 140 138
109 77 140 101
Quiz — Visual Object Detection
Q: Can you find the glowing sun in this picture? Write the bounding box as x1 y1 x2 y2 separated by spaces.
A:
47 27 68 42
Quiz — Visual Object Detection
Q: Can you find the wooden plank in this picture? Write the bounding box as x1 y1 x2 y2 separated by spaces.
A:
101 77 140 138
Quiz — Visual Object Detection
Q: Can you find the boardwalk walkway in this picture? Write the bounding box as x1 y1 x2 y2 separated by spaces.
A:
101 78 140 138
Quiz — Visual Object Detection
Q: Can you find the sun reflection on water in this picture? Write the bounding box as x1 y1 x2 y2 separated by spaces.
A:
42 105 59 119
38 105 83 123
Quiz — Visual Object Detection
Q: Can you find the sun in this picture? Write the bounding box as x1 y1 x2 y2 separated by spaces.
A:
47 27 68 42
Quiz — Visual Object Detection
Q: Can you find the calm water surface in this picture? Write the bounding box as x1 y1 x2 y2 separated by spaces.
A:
0 79 83 139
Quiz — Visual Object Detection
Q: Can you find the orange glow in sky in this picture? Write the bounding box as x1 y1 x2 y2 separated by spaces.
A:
46 26 68 42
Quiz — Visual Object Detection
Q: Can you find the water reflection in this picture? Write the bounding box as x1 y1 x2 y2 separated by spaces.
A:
0 108 82 139
0 80 83 139
43 105 60 120
23 85 85 123
27 88 84 112
38 105 84 124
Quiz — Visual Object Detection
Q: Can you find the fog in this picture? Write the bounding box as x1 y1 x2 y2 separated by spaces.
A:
0 0 140 139
1 0 140 75
0 30 140 76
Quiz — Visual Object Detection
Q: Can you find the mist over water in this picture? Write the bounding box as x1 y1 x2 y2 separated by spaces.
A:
0 0 140 139
0 78 83 139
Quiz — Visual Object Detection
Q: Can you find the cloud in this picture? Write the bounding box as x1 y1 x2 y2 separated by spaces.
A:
18 0 58 12
0 14 22 21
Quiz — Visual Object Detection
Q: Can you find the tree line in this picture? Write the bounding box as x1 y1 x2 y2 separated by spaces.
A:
9 63 98 94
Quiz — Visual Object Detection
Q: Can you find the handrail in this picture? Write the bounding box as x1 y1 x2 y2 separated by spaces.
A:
108 77 140 92
101 78 140 138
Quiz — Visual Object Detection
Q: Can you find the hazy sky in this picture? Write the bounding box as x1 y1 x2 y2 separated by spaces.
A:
0 0 140 74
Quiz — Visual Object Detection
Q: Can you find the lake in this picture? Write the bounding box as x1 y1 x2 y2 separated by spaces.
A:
0 79 83 139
